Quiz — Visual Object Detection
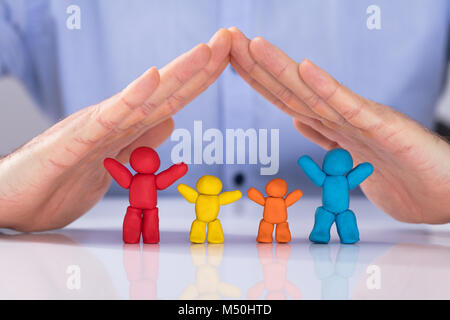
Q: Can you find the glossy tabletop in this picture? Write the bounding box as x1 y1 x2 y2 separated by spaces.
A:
1 197 449 300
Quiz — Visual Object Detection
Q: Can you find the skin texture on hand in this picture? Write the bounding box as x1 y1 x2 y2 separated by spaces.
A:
0 29 232 232
229 27 450 224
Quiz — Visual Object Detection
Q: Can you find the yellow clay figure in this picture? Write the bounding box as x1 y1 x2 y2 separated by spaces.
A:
177 175 242 244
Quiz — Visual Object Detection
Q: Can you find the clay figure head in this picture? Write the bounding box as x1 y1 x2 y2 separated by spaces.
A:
265 178 288 198
196 175 223 195
322 148 353 176
129 147 161 174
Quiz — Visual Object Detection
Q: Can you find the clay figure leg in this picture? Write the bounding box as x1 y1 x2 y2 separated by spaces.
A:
257 219 274 243
207 219 225 244
190 219 207 243
275 222 291 243
335 210 359 244
123 206 142 244
142 208 160 244
309 206 335 244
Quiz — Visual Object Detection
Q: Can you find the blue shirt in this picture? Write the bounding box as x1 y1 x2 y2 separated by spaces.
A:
1 0 449 194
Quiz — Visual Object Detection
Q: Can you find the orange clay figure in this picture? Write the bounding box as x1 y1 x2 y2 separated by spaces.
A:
247 178 303 243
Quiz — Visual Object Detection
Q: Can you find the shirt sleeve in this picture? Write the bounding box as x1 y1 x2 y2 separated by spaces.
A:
0 1 33 82
0 0 62 120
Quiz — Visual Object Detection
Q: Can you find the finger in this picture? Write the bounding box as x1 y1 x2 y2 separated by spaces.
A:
299 59 439 164
229 27 316 118
141 28 232 126
45 67 161 169
118 43 212 130
299 59 384 131
230 57 307 119
197 55 229 96
82 67 160 143
293 118 339 150
115 117 175 163
142 56 231 129
293 113 359 151
248 37 344 124
147 43 212 107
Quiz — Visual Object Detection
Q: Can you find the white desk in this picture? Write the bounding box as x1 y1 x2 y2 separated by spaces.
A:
1 197 449 300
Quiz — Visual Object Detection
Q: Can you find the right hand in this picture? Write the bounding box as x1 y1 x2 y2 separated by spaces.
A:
0 29 232 232
229 27 450 224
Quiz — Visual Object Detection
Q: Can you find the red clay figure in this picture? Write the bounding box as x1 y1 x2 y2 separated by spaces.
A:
104 147 188 244
247 178 303 243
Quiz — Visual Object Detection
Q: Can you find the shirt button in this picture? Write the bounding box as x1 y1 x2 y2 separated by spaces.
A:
233 172 245 187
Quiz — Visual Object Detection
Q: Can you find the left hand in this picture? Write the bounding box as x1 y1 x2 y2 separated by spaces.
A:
0 29 231 231
229 27 450 224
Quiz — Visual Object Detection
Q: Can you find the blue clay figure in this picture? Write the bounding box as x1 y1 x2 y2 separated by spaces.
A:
298 148 373 244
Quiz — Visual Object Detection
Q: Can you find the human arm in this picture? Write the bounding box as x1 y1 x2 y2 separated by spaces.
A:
246 188 266 206
177 184 199 203
347 163 374 190
0 29 232 231
285 189 303 207
297 156 326 187
219 190 242 205
156 163 188 190
229 27 450 224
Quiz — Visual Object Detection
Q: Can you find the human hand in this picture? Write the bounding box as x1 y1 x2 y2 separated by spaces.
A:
229 27 450 223
0 29 232 231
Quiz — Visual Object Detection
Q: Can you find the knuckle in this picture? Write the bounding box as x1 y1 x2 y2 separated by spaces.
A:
89 103 117 131
275 62 289 78
174 71 187 86
275 86 293 103
342 103 363 122
166 94 185 113
247 61 257 76
141 100 157 116
324 82 341 103
304 93 321 109
119 94 136 111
